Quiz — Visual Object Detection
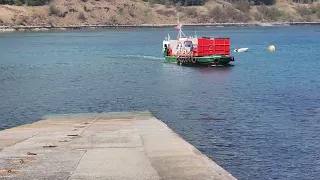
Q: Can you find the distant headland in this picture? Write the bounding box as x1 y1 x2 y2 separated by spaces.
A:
0 0 319 33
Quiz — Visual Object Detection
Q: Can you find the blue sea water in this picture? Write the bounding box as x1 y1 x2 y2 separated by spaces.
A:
0 26 319 179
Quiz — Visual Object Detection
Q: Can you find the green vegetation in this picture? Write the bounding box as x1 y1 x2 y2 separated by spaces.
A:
144 0 207 6
0 0 319 26
144 0 320 22
0 0 316 8
0 0 49 6
145 0 277 6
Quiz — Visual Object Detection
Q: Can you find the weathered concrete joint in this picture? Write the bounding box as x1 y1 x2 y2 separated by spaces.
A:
0 111 237 180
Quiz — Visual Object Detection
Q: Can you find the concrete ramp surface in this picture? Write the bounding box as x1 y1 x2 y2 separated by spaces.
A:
0 111 236 180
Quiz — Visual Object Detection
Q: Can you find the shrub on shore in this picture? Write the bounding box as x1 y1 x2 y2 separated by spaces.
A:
0 0 50 6
257 5 282 21
78 12 86 21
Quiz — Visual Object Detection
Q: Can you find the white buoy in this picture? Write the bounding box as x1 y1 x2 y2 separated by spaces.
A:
268 45 275 52
234 48 249 53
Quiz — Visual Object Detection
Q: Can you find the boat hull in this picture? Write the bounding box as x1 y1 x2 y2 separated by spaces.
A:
164 55 234 66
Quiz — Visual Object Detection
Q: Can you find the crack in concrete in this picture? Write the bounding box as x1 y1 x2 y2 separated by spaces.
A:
79 118 100 136
139 134 161 179
67 149 87 180
4 132 40 149
67 118 99 180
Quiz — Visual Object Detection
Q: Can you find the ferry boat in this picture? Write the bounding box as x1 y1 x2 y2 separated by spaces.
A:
162 25 234 66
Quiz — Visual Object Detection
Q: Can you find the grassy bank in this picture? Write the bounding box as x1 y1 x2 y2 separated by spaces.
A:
0 0 319 27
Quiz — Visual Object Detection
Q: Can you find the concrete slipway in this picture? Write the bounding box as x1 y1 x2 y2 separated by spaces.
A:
0 111 237 180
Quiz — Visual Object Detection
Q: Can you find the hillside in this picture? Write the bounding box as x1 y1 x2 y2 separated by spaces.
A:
0 0 319 27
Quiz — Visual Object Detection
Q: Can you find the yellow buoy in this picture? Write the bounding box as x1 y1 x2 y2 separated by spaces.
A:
268 45 275 52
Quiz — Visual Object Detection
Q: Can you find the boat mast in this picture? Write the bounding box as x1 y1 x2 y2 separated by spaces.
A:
177 13 181 39
176 13 187 39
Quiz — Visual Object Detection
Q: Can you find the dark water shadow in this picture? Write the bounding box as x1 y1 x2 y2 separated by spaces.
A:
198 116 227 121
194 65 234 73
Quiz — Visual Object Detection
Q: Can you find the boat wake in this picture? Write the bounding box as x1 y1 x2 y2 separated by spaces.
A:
105 55 163 60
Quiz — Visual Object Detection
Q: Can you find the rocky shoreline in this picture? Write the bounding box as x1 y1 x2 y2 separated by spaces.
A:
1 22 319 33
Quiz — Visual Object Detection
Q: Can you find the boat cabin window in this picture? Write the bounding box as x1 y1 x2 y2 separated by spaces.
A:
184 41 193 48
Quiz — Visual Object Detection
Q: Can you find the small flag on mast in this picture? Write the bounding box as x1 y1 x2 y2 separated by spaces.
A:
174 25 181 30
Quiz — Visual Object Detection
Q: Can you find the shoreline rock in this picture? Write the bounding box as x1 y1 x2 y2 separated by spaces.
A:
0 28 15 33
0 22 319 33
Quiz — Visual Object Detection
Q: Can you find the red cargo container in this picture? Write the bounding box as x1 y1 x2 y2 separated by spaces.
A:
194 37 230 56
